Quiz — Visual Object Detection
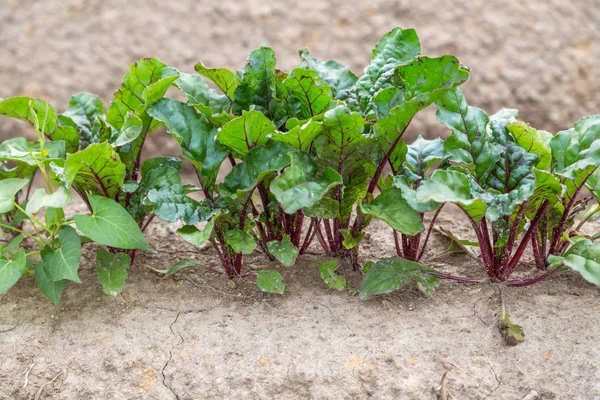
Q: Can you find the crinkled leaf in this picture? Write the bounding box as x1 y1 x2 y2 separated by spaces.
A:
233 47 286 126
256 270 285 294
299 48 358 99
225 229 256 255
217 109 277 158
271 118 323 151
436 87 495 183
315 260 346 290
64 142 126 199
270 150 342 214
147 99 228 191
147 185 215 225
507 122 552 170
267 236 298 267
41 226 81 283
550 115 600 179
360 189 424 235
360 257 433 300
403 135 445 180
61 93 104 149
221 142 293 198
0 178 29 213
74 195 151 250
350 27 421 115
284 68 333 118
0 249 26 295
96 248 131 296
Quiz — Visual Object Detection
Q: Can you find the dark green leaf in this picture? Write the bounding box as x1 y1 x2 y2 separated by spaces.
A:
61 93 104 149
299 48 358 99
270 150 342 214
147 185 215 225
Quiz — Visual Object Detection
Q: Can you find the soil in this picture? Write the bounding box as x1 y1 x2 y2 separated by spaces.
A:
1 214 599 400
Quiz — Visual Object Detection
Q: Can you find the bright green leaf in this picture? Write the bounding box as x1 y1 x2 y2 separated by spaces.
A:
96 248 131 296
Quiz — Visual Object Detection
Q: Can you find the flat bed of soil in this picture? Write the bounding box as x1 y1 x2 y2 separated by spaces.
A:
1 215 599 400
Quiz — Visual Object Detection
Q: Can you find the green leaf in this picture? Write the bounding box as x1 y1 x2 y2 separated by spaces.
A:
64 142 126 199
270 150 342 214
147 98 228 192
174 71 230 114
0 249 26 295
233 47 286 125
351 27 421 115
284 68 333 118
40 226 82 283
165 260 201 277
436 87 495 183
299 48 358 99
177 220 215 248
550 115 600 179
217 109 277 158
35 261 68 307
225 229 256 255
360 189 424 235
498 312 525 345
112 113 143 147
0 178 29 213
507 121 552 170
74 195 151 250
107 58 178 130
194 62 240 101
414 273 440 297
1 234 23 256
61 92 104 149
147 185 215 225
271 118 323 151
548 239 600 286
316 260 346 290
0 137 65 167
25 187 72 215
95 248 131 296
267 236 299 267
221 142 293 198
360 257 433 300
403 135 445 179
256 270 285 294
0 97 79 152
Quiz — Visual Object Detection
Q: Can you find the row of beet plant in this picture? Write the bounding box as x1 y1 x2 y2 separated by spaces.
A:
1 27 599 319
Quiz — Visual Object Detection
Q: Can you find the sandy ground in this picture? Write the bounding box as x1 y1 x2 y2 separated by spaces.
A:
1 0 599 149
1 215 599 400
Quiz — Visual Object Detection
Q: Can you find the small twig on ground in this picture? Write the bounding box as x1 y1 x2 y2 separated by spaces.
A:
23 363 35 388
33 370 65 400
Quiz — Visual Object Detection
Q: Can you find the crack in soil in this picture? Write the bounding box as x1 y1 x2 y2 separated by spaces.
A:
0 324 19 333
484 357 502 398
161 311 183 400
